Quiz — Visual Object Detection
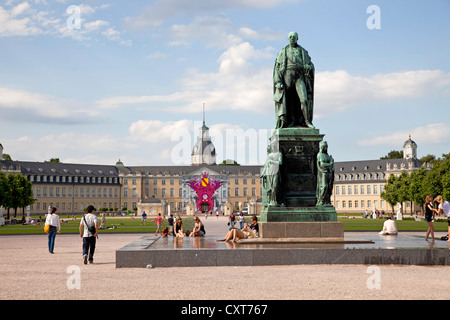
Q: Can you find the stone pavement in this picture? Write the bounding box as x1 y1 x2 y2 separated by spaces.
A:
1 215 449 301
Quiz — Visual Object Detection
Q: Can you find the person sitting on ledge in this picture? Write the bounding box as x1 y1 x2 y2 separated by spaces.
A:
189 217 206 237
217 223 258 243
379 216 398 235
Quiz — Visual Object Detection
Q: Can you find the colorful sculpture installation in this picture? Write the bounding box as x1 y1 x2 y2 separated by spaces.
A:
186 173 224 212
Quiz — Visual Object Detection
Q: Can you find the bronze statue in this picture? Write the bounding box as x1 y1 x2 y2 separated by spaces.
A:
260 141 284 206
273 31 315 129
316 141 334 206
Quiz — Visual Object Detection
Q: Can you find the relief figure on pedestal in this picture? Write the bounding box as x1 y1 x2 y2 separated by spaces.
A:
261 141 284 207
316 141 334 206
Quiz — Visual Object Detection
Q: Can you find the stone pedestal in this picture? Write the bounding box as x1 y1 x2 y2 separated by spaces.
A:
259 221 343 238
260 127 343 239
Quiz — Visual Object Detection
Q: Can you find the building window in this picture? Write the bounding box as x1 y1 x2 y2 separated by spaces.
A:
373 185 378 194
355 200 359 208
367 185 371 195
342 201 346 208
354 186 358 195
348 186 352 195
361 200 365 208
341 186 346 195
335 186 339 195
360 185 365 195
235 188 239 196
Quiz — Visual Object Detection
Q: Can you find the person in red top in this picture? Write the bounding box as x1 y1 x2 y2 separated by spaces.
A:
152 213 163 236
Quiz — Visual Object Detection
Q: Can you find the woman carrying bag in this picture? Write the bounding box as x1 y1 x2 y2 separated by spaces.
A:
44 207 60 254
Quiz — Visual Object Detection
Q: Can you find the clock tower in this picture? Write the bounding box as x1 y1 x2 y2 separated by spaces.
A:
403 135 417 160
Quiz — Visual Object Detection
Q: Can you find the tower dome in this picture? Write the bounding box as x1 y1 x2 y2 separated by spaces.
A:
191 104 216 165
115 159 124 167
403 135 417 160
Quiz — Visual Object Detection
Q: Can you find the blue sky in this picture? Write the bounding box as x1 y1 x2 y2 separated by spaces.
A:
0 0 449 166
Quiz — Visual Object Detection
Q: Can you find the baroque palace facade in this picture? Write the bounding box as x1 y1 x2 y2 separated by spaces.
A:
0 125 422 216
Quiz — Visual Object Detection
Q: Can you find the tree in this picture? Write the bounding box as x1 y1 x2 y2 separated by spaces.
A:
2 154 12 161
1 173 35 219
409 167 428 211
419 154 436 164
45 158 60 163
380 150 403 159
396 171 411 213
0 172 6 217
381 174 400 214
218 159 240 166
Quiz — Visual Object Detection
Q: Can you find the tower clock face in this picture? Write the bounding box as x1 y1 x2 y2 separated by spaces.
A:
405 146 412 158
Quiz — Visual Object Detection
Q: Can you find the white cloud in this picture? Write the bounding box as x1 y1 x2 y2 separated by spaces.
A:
358 123 450 147
3 132 132 165
314 69 450 117
0 86 100 124
0 2 131 45
0 3 43 36
96 41 275 114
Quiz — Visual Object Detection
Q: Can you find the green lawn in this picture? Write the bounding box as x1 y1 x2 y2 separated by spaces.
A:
0 215 196 235
338 217 448 231
0 215 447 235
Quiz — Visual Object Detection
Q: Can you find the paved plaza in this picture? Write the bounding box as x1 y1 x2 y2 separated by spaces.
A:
1 216 449 300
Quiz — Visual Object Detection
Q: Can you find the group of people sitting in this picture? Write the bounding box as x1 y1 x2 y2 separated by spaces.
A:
217 215 259 243
160 214 260 243
162 216 206 238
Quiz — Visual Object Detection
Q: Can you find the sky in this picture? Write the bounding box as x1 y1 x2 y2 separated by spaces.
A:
0 0 449 167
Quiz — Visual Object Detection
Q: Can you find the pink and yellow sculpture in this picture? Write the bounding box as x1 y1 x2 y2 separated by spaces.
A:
186 173 224 212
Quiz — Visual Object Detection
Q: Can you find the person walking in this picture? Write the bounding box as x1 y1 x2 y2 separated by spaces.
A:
153 213 162 236
238 212 245 229
424 195 435 242
79 205 98 264
44 207 60 254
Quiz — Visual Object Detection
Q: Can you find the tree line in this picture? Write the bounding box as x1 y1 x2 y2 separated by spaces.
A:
381 153 450 213
0 172 35 220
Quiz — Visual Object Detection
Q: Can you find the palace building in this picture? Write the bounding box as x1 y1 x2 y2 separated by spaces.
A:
0 123 423 217
331 136 423 214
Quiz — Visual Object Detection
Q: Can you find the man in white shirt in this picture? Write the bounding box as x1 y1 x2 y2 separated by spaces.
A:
379 216 398 235
79 205 98 264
